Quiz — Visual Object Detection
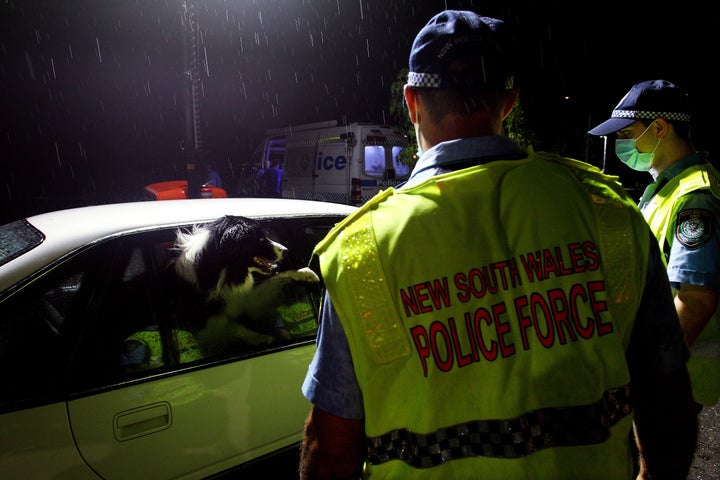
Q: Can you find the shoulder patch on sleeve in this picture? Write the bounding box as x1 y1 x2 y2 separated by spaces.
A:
676 209 713 247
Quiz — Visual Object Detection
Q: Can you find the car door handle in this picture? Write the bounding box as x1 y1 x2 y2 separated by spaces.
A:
113 401 172 441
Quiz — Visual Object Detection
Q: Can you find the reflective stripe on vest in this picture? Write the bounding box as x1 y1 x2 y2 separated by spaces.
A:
340 212 411 363
367 385 630 467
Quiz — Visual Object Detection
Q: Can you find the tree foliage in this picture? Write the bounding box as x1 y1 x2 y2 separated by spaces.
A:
389 68 418 166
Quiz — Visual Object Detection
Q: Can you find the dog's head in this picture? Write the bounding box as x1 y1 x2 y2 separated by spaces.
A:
174 215 288 295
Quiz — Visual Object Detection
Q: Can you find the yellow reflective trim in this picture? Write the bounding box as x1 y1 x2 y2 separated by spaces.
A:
341 213 411 364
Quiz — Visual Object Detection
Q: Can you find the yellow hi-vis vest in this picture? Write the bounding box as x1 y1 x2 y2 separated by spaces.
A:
315 151 651 479
125 329 202 369
642 163 720 406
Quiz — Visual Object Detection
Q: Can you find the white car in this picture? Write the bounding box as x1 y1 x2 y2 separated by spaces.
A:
0 198 356 479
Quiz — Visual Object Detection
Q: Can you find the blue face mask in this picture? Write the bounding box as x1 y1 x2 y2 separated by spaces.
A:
614 122 661 171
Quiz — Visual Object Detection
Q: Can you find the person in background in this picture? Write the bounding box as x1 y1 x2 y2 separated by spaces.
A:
588 79 720 410
205 163 222 188
257 158 283 197
299 10 697 480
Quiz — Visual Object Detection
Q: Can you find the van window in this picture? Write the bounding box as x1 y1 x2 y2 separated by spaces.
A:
364 145 385 177
392 146 411 177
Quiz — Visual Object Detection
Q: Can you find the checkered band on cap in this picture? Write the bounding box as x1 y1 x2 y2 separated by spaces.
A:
407 71 514 89
407 72 442 88
612 109 691 122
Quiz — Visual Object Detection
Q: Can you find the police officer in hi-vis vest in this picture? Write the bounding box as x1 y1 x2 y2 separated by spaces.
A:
300 10 698 480
589 80 720 411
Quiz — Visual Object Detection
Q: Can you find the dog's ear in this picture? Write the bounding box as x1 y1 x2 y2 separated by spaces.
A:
216 216 266 246
198 216 269 292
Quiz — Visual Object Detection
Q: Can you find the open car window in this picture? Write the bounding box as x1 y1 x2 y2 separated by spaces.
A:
0 215 344 408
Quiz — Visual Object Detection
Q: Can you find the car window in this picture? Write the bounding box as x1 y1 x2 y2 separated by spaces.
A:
0 252 99 409
0 219 45 266
0 216 340 411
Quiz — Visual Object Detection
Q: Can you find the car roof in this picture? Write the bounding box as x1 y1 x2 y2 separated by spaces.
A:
0 198 357 294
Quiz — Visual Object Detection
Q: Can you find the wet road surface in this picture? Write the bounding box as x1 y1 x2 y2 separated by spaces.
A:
689 402 720 479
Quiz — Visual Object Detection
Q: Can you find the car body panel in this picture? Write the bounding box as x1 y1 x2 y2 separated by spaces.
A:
68 346 313 479
0 198 357 479
0 404 100 479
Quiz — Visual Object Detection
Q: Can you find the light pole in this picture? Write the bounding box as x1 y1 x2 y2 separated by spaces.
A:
180 0 203 198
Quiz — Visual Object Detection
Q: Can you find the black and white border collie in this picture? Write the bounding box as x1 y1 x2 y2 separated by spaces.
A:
174 215 319 353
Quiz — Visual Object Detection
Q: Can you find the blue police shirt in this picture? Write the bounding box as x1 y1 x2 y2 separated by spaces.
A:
640 152 720 290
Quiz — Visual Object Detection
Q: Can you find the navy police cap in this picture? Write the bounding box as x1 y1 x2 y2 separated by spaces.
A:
407 10 515 91
588 79 692 136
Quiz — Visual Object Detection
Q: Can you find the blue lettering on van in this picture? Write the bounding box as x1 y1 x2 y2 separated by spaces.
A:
316 153 347 171
361 179 405 187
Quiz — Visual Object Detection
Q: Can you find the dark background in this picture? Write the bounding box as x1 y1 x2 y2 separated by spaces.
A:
1 1 716 224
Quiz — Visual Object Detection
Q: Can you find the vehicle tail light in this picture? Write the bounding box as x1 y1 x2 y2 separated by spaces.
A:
351 177 362 206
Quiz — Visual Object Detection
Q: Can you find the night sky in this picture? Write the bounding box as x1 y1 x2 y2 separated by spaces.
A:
1 0 716 223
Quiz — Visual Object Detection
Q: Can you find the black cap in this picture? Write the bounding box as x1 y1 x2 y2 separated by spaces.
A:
588 79 692 136
407 10 515 91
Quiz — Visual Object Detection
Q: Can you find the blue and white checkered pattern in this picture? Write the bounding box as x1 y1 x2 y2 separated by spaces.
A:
407 71 442 88
407 71 514 90
612 109 691 122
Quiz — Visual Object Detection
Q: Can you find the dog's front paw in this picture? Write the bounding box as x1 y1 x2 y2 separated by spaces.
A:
295 267 320 283
274 267 320 283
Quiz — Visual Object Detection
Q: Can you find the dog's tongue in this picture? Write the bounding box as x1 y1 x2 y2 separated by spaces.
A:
253 256 276 274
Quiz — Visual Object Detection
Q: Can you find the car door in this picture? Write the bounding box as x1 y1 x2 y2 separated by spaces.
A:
62 217 335 479
67 344 316 479
0 240 114 479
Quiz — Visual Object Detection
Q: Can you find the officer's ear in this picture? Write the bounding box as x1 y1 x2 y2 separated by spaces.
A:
403 85 420 124
501 87 520 121
653 118 669 139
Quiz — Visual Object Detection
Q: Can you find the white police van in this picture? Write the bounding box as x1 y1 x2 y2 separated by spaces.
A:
252 120 411 205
